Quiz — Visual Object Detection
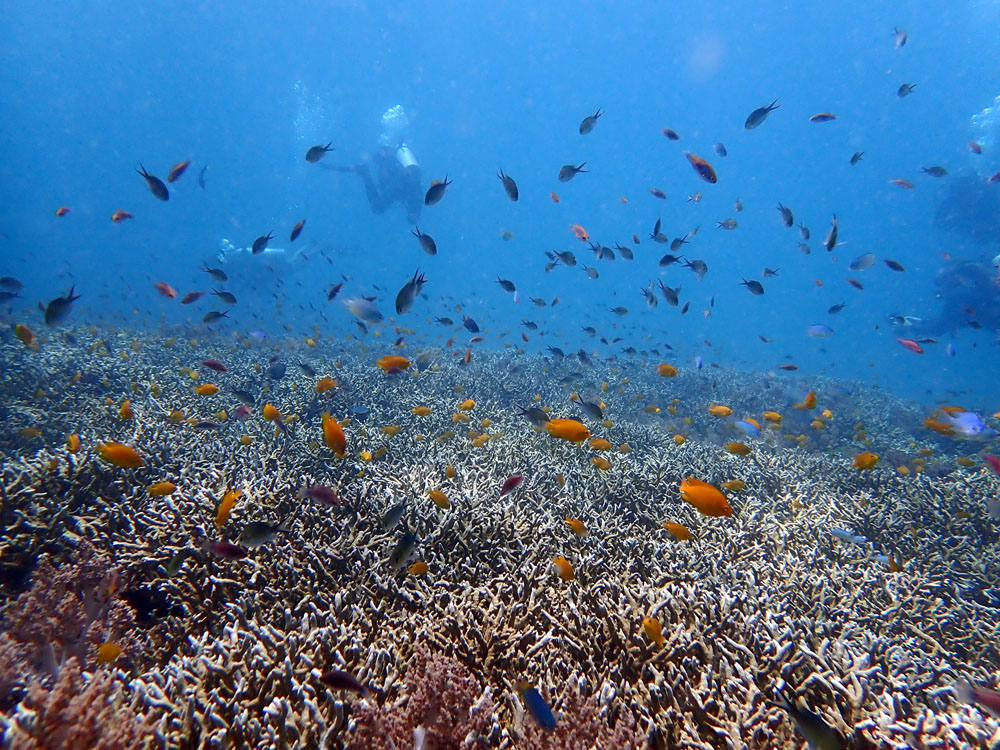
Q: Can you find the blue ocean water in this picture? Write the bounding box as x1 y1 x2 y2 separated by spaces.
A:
2 0 1000 409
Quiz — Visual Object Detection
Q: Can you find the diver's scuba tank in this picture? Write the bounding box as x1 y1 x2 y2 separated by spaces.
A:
395 144 419 170
379 105 420 170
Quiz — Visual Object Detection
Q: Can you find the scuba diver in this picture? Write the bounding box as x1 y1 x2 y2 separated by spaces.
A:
216 238 307 266
324 105 424 224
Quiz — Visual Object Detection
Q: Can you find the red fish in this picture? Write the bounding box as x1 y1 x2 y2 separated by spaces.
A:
897 338 924 354
890 178 915 189
233 404 252 420
969 142 983 154
500 474 523 497
167 160 191 183
55 206 71 217
181 291 204 304
202 359 227 372
155 281 177 299
549 192 560 203
205 540 248 560
290 219 306 242
684 152 717 184
111 209 133 223
983 454 1000 478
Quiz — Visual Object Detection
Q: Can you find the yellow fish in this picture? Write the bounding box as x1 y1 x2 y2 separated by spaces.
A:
65 433 81 453
564 518 587 536
708 404 733 417
679 478 732 517
148 481 176 496
656 363 678 377
853 452 879 471
724 442 751 456
96 642 123 665
459 399 476 411
673 434 686 445
545 418 590 442
408 561 429 576
194 384 219 396
429 489 450 509
119 399 133 419
722 480 746 491
762 411 783 423
315 376 337 394
411 406 432 416
381 424 402 437
216 489 241 526
662 521 692 540
552 555 574 581
97 442 144 468
642 616 665 646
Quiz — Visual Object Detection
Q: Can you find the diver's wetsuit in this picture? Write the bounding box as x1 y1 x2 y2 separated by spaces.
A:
335 148 423 224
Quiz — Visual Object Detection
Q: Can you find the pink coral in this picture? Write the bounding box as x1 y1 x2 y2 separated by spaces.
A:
346 645 496 749
5 658 154 750
0 541 136 676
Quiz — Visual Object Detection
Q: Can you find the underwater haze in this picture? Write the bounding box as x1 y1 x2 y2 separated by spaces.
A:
3 1 1000 406
3 2 1000 749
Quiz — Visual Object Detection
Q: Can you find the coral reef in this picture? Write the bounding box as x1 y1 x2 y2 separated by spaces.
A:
0 330 999 748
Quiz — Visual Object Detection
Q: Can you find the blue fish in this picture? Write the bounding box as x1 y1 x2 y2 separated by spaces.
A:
694 355 703 370
519 682 556 731
807 324 834 337
831 528 866 545
734 420 760 437
941 410 997 440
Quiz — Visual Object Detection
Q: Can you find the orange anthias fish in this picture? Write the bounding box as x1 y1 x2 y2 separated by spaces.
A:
552 555 574 581
65 434 81 453
662 522 692 540
569 224 589 242
565 518 588 536
679 478 732 517
167 160 191 183
97 442 144 468
194 384 219 396
685 151 717 184
216 489 241 526
14 324 35 346
459 399 475 411
154 281 177 299
377 355 410 373
642 616 665 646
315 376 337 394
148 481 176 496
724 442 751 456
96 642 123 665
111 209 133 223
550 192 561 203
545 418 591 442
429 489 450 509
708 404 733 417
262 403 281 421
853 452 879 470
322 413 347 456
